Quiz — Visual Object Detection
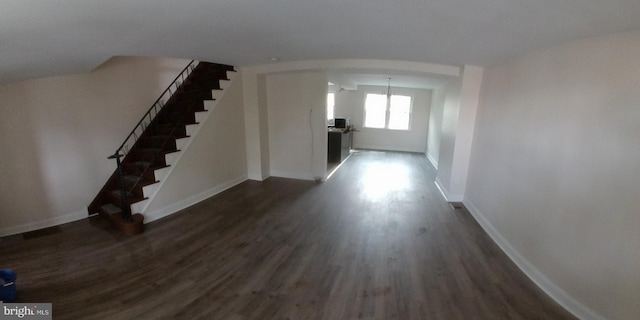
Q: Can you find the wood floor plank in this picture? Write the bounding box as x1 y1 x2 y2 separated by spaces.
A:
0 150 575 319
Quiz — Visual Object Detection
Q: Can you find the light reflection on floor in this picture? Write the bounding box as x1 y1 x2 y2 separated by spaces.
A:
359 161 411 200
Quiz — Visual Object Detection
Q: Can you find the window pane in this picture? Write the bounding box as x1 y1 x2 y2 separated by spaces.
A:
364 94 387 128
388 95 411 130
327 93 335 120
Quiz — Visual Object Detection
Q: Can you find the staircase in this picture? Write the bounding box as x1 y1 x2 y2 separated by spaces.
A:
88 61 236 235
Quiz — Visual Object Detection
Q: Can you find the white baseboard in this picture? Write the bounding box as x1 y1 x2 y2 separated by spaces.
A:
354 144 421 153
434 178 463 202
463 199 606 320
426 152 438 169
0 175 249 237
0 209 87 237
144 174 248 224
269 170 314 181
247 171 271 181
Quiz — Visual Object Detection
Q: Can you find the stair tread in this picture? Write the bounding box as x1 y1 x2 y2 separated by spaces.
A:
123 175 158 186
134 161 152 168
111 189 134 198
138 147 164 151
100 203 122 215
134 147 178 159
128 161 169 172
153 124 175 128
123 175 141 182
110 190 147 203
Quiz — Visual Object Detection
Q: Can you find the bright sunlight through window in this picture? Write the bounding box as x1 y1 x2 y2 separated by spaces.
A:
364 94 387 128
364 93 411 130
327 93 335 120
389 95 411 130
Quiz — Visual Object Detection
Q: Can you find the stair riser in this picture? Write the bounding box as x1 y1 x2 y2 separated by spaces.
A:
174 91 206 102
108 194 136 209
192 83 221 92
131 153 167 166
191 68 228 76
156 114 197 126
164 152 181 166
123 177 158 196
131 200 149 215
140 137 177 150
153 166 172 181
219 79 232 90
178 88 212 100
122 163 157 181
175 137 190 150
149 125 187 137
108 184 147 201
185 123 201 137
124 186 145 198
212 90 224 100
122 161 153 172
165 100 203 111
194 111 208 123
182 80 221 91
166 102 207 114
140 170 157 181
142 183 160 198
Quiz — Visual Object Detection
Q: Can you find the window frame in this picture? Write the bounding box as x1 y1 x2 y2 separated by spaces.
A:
363 92 413 130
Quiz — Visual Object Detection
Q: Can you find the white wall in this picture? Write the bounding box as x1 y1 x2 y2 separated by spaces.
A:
258 75 271 178
0 56 190 236
242 70 270 180
426 88 445 168
242 69 263 180
449 66 483 197
435 77 461 198
266 72 328 180
435 66 483 201
335 85 432 153
465 30 640 320
144 72 247 219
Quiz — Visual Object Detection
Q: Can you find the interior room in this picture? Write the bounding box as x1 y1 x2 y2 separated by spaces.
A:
325 72 447 177
1 1 639 319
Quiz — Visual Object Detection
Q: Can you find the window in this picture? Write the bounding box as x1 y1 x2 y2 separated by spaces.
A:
364 93 412 130
388 95 411 130
364 94 386 128
327 93 335 120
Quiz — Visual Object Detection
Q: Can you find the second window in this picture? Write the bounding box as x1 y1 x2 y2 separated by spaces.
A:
364 93 412 130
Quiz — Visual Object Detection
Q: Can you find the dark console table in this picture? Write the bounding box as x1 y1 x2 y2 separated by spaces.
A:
328 129 352 163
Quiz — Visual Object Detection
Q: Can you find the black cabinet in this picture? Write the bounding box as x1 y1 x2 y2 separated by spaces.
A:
328 130 352 163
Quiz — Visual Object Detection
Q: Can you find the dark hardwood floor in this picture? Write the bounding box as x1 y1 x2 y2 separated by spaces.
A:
0 150 575 319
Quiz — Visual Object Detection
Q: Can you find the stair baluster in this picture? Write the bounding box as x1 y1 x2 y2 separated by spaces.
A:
107 152 132 221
